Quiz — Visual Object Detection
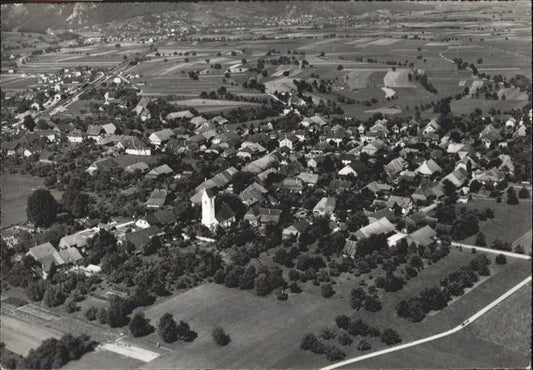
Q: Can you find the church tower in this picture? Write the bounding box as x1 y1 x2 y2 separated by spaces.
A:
201 188 218 229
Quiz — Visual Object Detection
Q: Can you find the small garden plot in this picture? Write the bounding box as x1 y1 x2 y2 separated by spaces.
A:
365 106 402 115
344 70 375 89
0 315 61 356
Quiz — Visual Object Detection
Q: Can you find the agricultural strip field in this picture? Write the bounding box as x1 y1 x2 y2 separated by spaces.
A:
60 348 145 369
0 315 61 356
348 281 531 369
460 198 532 248
171 98 261 113
138 248 530 369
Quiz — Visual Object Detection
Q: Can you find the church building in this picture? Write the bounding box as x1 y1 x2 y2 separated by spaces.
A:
201 188 236 230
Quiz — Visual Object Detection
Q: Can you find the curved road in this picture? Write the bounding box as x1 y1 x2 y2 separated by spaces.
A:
322 275 532 370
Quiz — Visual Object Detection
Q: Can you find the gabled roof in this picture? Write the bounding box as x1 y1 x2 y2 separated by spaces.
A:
406 225 436 247
27 242 65 271
313 197 336 214
355 217 395 240
415 159 442 176
385 157 407 175
149 128 175 143
216 203 236 223
59 247 83 264
87 125 104 136
146 164 174 178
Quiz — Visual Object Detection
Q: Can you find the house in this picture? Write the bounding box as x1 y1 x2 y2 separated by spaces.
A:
145 189 168 208
480 130 503 148
354 217 396 240
498 154 515 175
118 136 151 156
210 115 229 126
124 226 165 253
144 209 177 228
280 177 304 192
102 123 118 135
166 110 194 121
278 134 298 150
146 164 174 179
149 128 175 146
86 158 120 176
338 163 358 177
406 225 437 247
313 197 337 217
415 159 442 176
86 125 106 140
240 182 268 206
297 172 319 187
27 242 65 279
442 167 469 188
361 139 386 156
385 157 408 176
67 129 85 143
59 247 84 265
411 181 444 202
59 229 97 251
244 207 282 226
366 207 398 224
2 141 20 156
365 181 392 195
422 118 440 135
282 220 310 239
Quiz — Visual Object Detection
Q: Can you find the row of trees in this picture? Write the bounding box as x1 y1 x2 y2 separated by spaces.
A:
396 255 491 322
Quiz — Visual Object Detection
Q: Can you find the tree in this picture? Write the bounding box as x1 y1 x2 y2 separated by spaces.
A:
158 313 178 343
325 345 346 361
107 297 129 328
27 189 58 228
507 187 519 205
26 281 46 301
495 254 507 265
129 313 154 337
43 285 65 307
212 326 231 346
176 320 197 342
23 115 36 131
381 328 402 345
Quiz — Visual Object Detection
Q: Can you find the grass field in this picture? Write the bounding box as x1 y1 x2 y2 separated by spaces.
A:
136 247 530 369
460 198 532 247
0 315 61 356
350 281 531 369
1 173 44 228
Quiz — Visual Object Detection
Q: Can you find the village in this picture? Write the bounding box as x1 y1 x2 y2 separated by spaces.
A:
0 2 531 369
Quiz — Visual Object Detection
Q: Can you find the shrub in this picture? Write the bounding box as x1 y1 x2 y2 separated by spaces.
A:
85 306 98 321
381 328 402 345
301 333 318 351
337 333 353 346
495 254 507 265
334 315 351 330
212 326 231 346
320 327 337 340
357 339 372 351
289 282 302 293
321 283 335 298
325 345 346 361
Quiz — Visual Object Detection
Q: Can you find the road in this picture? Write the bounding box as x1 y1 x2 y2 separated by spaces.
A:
322 275 532 370
451 242 532 260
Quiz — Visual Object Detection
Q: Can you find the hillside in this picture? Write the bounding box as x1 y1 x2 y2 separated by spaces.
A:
1 2 437 33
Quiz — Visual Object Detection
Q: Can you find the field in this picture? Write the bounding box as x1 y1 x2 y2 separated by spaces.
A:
137 248 530 369
172 98 261 113
0 315 61 356
460 198 532 248
351 281 531 369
